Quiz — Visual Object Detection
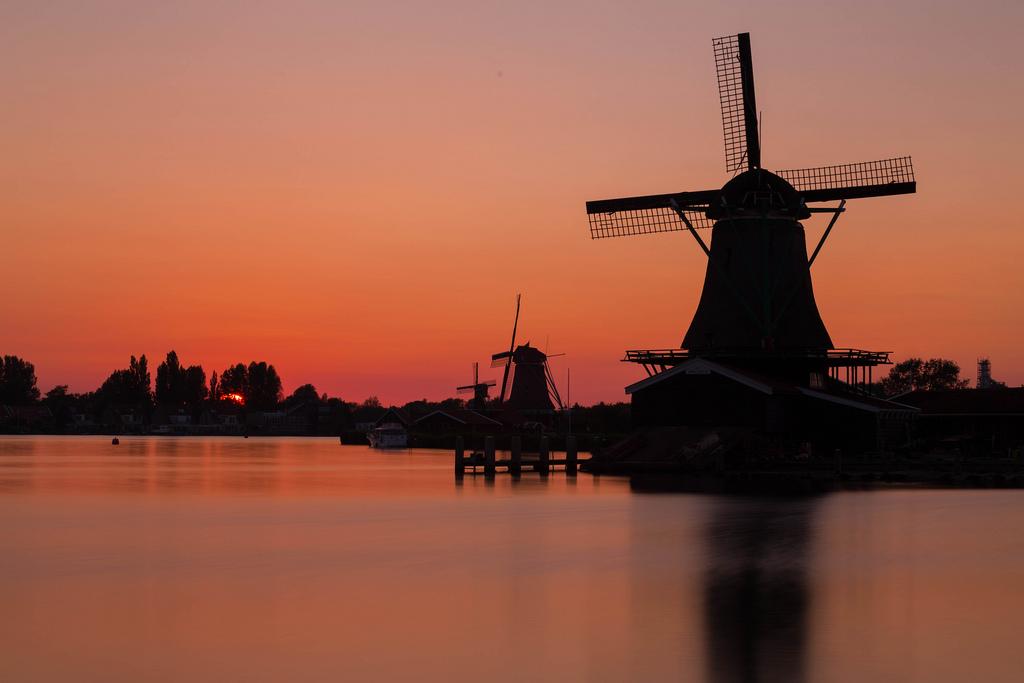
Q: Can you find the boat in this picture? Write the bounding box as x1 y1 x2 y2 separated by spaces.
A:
367 423 408 449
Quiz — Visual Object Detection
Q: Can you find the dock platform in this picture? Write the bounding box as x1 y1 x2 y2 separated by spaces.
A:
455 435 587 478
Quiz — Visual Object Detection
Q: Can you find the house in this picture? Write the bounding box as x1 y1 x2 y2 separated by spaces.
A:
0 405 53 432
413 408 503 436
72 412 96 430
896 388 1024 454
198 408 243 434
247 404 314 435
626 358 917 454
372 407 415 430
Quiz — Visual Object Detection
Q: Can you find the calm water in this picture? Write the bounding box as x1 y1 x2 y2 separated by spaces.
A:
2 437 1024 682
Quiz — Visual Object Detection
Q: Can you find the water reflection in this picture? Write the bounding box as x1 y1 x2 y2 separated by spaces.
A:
0 436 611 499
5 438 1024 681
703 497 820 683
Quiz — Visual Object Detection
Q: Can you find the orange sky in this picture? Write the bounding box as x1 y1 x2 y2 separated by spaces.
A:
3 1 1023 404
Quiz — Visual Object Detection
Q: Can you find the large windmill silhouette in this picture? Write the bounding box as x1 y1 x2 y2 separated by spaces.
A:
586 32 915 388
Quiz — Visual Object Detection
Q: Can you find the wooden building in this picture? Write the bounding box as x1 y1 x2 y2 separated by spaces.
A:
897 388 1024 454
413 409 503 436
627 358 916 454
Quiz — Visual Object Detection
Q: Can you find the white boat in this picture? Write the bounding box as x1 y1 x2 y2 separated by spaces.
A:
367 423 408 449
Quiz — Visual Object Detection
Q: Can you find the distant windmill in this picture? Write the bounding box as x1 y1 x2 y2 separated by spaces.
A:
490 294 564 411
456 362 496 409
585 32 916 387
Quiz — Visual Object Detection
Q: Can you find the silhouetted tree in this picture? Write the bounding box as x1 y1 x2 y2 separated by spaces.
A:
0 355 40 405
209 371 220 400
352 398 385 425
569 402 632 436
215 361 281 409
43 385 75 431
246 361 282 410
218 363 248 398
401 397 464 418
155 351 182 405
45 385 69 401
183 365 207 405
283 383 321 409
324 397 355 433
879 357 970 396
97 355 152 407
155 351 207 406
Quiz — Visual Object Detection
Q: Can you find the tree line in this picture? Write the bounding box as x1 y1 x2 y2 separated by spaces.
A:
1 351 636 438
2 352 987 407
0 351 993 437
875 357 972 396
1 351 296 420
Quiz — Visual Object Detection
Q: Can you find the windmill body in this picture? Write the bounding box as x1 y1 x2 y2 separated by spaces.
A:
506 344 556 411
585 32 918 451
456 362 496 410
490 296 565 419
448 296 565 435
683 170 833 358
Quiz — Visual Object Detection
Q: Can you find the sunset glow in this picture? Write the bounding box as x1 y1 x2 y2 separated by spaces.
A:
3 1 1022 403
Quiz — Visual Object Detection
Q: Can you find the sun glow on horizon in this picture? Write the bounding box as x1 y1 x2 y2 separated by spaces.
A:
2 2 1023 403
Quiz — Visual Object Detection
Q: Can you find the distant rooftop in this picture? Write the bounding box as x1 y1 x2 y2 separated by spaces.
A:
897 388 1024 415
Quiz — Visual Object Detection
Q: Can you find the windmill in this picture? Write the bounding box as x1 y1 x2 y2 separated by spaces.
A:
490 295 565 412
585 32 916 388
456 362 496 409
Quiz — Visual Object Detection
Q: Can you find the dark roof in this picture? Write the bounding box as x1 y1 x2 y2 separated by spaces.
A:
414 409 503 427
799 386 917 414
626 359 915 414
897 388 1024 415
625 358 797 395
373 407 414 427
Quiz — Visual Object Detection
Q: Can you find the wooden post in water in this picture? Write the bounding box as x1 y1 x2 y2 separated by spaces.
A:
484 436 496 479
538 436 550 476
510 435 522 477
455 436 465 478
566 435 577 476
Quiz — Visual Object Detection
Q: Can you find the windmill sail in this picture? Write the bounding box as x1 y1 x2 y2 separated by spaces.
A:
777 157 916 202
585 191 715 239
497 294 521 403
456 363 496 394
714 32 760 173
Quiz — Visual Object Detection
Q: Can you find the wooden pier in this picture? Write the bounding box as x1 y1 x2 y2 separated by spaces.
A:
455 435 586 478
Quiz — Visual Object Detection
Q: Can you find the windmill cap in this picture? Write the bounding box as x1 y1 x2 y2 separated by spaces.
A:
513 344 547 363
708 168 810 220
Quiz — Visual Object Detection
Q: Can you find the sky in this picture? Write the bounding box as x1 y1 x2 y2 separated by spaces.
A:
2 0 1023 405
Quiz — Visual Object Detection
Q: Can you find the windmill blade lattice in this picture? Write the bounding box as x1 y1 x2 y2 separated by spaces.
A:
588 206 713 239
777 157 916 202
585 190 717 239
714 33 760 173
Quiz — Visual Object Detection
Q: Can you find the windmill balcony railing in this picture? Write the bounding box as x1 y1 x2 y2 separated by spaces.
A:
623 348 892 375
